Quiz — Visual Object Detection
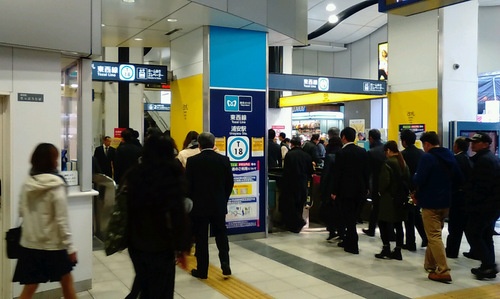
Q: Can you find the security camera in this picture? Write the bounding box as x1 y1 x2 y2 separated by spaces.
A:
453 64 460 70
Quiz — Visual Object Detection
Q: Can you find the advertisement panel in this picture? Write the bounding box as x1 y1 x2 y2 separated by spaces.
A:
210 88 266 234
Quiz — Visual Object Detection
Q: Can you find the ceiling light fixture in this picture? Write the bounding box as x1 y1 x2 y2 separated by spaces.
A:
167 18 178 22
328 15 339 23
326 3 336 11
122 0 135 3
134 38 143 41
101 24 105 27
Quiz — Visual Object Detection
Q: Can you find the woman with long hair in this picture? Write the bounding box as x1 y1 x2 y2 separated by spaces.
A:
177 131 200 168
375 140 410 260
125 134 191 298
13 143 77 299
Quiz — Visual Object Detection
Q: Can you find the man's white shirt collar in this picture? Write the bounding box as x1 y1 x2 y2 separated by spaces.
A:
342 142 355 148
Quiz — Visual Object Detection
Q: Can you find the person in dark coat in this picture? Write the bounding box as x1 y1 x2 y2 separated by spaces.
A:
375 141 410 261
321 133 343 241
93 136 116 178
330 127 369 254
363 129 386 237
185 132 234 279
280 137 314 233
125 134 191 299
413 131 462 283
114 129 142 185
325 127 342 155
302 134 322 166
267 129 282 168
446 137 472 259
400 129 428 251
464 132 500 279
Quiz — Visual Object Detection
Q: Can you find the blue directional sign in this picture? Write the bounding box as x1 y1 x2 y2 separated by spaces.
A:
144 103 170 111
92 61 168 84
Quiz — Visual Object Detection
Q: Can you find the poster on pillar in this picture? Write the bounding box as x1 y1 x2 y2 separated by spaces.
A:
210 88 266 235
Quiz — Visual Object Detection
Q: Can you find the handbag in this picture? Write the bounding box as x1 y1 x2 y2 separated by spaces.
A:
104 186 128 256
5 225 22 259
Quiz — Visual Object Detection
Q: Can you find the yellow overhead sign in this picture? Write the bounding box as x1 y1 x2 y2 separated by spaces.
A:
279 92 385 107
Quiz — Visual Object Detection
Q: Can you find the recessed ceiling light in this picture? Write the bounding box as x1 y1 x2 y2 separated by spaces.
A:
101 24 105 27
134 38 143 41
122 0 135 3
326 3 336 12
70 84 78 88
328 15 339 24
167 18 178 22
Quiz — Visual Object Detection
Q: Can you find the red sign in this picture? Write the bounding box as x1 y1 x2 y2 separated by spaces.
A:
114 128 126 138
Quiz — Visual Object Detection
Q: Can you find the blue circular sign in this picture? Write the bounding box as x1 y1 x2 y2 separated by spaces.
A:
228 136 249 161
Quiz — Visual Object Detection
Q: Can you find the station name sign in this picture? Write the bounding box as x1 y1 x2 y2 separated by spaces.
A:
269 73 386 95
92 61 168 84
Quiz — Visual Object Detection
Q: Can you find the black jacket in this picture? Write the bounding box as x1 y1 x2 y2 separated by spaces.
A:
282 147 314 202
93 145 116 178
401 144 424 190
331 143 369 199
302 140 322 165
126 160 191 253
268 139 282 168
114 142 142 184
466 148 500 212
368 141 386 196
186 149 234 217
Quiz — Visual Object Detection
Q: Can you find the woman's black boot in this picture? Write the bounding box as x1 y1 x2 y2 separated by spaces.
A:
375 245 391 259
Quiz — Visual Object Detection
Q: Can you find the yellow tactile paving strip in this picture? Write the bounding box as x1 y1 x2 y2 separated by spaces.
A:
182 255 273 299
417 283 500 299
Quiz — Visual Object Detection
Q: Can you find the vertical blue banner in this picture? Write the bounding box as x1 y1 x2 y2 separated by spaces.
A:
209 26 267 235
210 89 266 235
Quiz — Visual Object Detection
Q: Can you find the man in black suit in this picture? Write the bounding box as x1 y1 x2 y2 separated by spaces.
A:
400 129 428 251
330 127 369 254
185 132 234 279
363 129 386 237
93 136 116 178
268 129 282 168
280 137 314 233
114 129 142 184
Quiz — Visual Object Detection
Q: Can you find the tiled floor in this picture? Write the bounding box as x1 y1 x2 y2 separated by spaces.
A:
79 223 500 299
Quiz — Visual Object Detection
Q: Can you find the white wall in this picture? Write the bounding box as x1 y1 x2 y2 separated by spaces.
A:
478 6 500 73
171 27 204 80
441 1 479 144
0 47 93 298
292 25 388 79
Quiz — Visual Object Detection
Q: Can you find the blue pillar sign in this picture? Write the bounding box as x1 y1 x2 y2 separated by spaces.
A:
210 88 266 234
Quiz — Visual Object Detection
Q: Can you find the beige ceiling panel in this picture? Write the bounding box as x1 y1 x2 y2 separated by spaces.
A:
150 4 252 31
190 0 228 11
268 0 308 44
228 0 268 25
102 0 189 28
118 29 174 48
101 26 145 47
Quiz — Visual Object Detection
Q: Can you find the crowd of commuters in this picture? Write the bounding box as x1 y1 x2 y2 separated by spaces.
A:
15 128 235 298
269 126 500 282
14 125 499 298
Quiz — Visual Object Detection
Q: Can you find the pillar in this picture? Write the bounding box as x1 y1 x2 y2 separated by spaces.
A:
387 0 478 147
